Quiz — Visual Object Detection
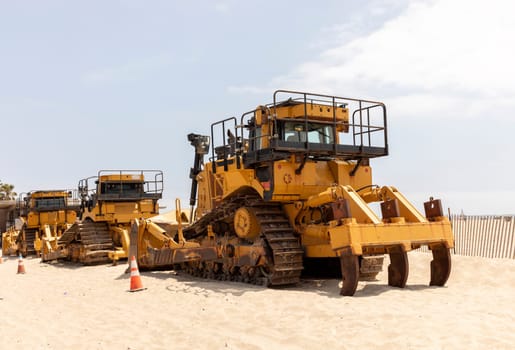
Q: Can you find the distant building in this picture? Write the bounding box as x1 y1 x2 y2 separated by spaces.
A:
0 200 16 243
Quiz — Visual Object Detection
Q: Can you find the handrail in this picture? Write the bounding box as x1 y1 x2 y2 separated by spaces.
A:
213 90 388 165
79 170 164 203
210 117 238 173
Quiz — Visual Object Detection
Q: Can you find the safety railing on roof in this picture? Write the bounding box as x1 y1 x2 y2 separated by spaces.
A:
270 90 388 158
209 90 389 172
78 170 163 201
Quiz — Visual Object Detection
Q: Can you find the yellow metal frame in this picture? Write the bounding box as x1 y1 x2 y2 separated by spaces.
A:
328 217 454 255
198 156 454 261
298 184 454 257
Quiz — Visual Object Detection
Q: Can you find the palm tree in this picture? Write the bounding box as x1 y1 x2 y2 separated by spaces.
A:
0 181 16 200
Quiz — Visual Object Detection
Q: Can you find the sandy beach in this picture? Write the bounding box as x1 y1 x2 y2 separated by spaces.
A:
1 252 514 350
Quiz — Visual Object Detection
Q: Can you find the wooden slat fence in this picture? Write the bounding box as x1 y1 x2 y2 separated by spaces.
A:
450 214 515 259
417 214 515 258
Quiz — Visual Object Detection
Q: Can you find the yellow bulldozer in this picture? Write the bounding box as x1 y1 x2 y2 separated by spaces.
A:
57 170 163 264
132 90 454 296
2 226 18 256
1 190 79 259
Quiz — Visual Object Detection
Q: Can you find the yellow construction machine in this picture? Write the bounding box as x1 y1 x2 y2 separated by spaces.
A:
129 199 216 271
1 190 79 259
58 170 163 264
133 90 454 296
2 226 19 256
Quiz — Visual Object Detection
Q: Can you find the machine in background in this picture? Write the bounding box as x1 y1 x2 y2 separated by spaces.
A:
1 190 79 259
57 170 163 264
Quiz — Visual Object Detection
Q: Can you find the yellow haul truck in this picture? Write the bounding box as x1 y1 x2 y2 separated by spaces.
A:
133 90 454 296
58 170 163 264
1 190 79 258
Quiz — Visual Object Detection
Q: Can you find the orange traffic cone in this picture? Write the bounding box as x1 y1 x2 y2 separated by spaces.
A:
129 256 145 292
17 255 26 274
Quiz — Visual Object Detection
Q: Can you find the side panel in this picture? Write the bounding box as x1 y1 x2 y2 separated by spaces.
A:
327 160 373 190
275 103 348 123
271 160 373 201
196 164 214 216
196 160 264 217
83 200 158 224
66 210 77 224
27 212 39 227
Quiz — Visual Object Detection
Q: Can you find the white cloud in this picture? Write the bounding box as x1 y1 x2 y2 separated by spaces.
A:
233 0 515 120
223 0 515 214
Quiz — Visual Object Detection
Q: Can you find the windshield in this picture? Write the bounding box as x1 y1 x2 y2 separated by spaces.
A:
34 197 66 211
100 182 143 195
283 121 335 144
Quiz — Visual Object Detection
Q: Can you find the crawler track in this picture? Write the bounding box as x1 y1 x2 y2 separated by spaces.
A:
59 221 114 264
18 228 37 257
183 196 304 287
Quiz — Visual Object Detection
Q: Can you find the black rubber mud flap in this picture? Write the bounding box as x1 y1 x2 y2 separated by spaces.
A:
388 246 409 288
429 244 451 286
339 247 360 296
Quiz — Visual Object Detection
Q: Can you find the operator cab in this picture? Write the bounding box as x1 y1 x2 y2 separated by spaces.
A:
100 181 143 197
33 196 66 211
78 170 163 210
205 90 389 172
243 90 388 168
17 190 74 216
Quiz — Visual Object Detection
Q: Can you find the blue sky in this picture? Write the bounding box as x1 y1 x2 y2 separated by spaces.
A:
1 0 514 215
